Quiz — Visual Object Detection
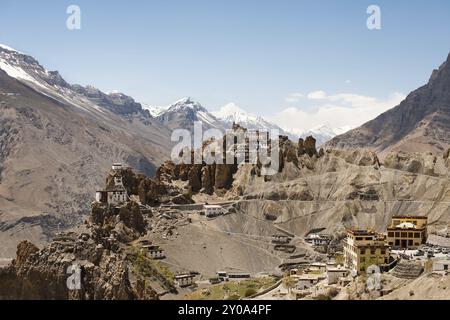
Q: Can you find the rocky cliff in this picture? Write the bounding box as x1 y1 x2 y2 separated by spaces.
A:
0 167 181 300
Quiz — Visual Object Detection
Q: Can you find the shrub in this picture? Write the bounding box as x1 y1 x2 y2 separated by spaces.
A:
244 288 257 297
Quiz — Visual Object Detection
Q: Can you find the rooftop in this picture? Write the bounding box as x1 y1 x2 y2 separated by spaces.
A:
392 215 428 220
347 229 384 238
297 274 324 280
327 268 349 273
204 204 222 208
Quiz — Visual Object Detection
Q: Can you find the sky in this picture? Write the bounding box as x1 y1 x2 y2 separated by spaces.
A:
1 0 450 132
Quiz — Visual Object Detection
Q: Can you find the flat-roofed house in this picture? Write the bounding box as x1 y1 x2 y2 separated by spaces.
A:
204 204 223 218
175 274 195 287
433 260 450 272
296 274 325 290
305 234 332 246
327 267 349 285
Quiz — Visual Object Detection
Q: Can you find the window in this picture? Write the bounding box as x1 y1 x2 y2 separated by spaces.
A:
356 237 363 241
371 249 376 255
414 233 420 238
408 232 413 238
408 240 413 246
395 240 400 246
401 232 407 238
388 232 394 237
360 249 365 254
388 242 393 246
381 250 386 254
395 232 400 237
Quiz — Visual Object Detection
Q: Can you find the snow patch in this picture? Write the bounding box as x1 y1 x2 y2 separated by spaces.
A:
0 58 44 88
0 44 22 53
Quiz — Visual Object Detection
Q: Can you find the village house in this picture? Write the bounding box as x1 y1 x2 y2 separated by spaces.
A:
143 244 165 259
204 204 223 218
296 274 326 290
307 262 327 273
227 272 251 279
386 216 428 249
175 274 195 287
305 233 332 246
343 229 390 274
433 260 450 272
95 163 128 206
272 235 291 244
327 267 349 285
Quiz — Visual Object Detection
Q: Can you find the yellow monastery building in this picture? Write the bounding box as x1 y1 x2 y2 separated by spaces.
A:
343 229 390 274
386 216 428 249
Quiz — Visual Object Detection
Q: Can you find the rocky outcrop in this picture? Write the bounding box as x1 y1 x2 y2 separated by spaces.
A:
0 236 146 300
188 165 203 193
304 136 318 157
106 167 192 206
383 152 437 175
0 198 159 300
298 138 305 156
157 157 237 195
155 132 326 196
13 241 39 268
201 164 215 194
344 150 380 167
214 163 236 190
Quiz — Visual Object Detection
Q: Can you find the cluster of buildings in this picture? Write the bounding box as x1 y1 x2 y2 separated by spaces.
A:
343 215 428 274
289 262 349 298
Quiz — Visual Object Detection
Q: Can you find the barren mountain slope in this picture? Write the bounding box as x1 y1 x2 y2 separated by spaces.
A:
0 48 172 259
222 148 450 238
327 53 450 156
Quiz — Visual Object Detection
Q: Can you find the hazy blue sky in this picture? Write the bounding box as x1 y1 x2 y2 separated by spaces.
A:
1 0 449 131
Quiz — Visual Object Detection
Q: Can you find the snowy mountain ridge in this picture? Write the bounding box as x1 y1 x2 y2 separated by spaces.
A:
144 98 350 145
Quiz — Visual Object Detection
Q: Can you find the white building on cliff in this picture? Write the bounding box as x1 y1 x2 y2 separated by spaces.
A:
95 163 129 206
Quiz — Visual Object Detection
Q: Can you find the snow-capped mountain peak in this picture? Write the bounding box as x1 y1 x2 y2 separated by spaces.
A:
143 104 166 117
144 97 209 117
212 103 288 135
212 103 252 123
166 97 207 113
144 97 225 131
286 124 354 146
